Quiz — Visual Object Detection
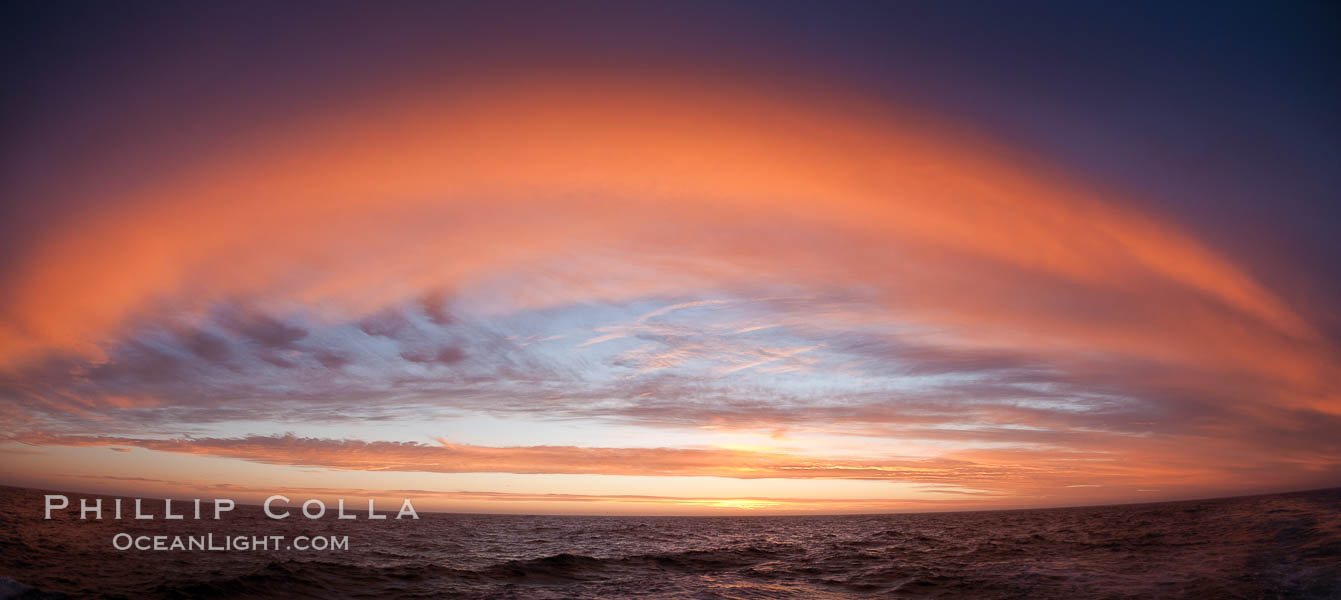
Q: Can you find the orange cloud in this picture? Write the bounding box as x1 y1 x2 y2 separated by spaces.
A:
0 73 1331 415
14 432 1337 505
12 432 1019 482
2 70 1338 509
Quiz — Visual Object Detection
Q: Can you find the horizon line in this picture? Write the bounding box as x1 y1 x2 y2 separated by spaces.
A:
11 482 1339 519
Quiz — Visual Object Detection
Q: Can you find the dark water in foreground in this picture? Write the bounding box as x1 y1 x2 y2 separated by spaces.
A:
1 486 1338 599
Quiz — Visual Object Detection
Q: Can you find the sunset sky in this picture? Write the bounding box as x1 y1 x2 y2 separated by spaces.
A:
2 2 1338 514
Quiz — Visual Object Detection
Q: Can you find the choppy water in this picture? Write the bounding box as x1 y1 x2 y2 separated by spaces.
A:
1 485 1338 599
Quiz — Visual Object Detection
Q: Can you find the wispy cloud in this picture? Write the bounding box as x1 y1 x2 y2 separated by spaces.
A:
15 432 1007 482
14 431 1339 502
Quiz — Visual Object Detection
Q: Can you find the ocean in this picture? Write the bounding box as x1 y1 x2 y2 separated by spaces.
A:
1 485 1337 599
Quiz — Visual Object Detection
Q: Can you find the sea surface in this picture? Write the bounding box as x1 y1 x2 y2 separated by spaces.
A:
1 485 1338 599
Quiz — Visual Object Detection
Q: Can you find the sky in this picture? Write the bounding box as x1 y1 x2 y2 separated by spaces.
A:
1 1 1338 514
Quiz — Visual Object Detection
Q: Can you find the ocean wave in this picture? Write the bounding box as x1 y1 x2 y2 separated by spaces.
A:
0 576 66 600
3 486 1339 599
